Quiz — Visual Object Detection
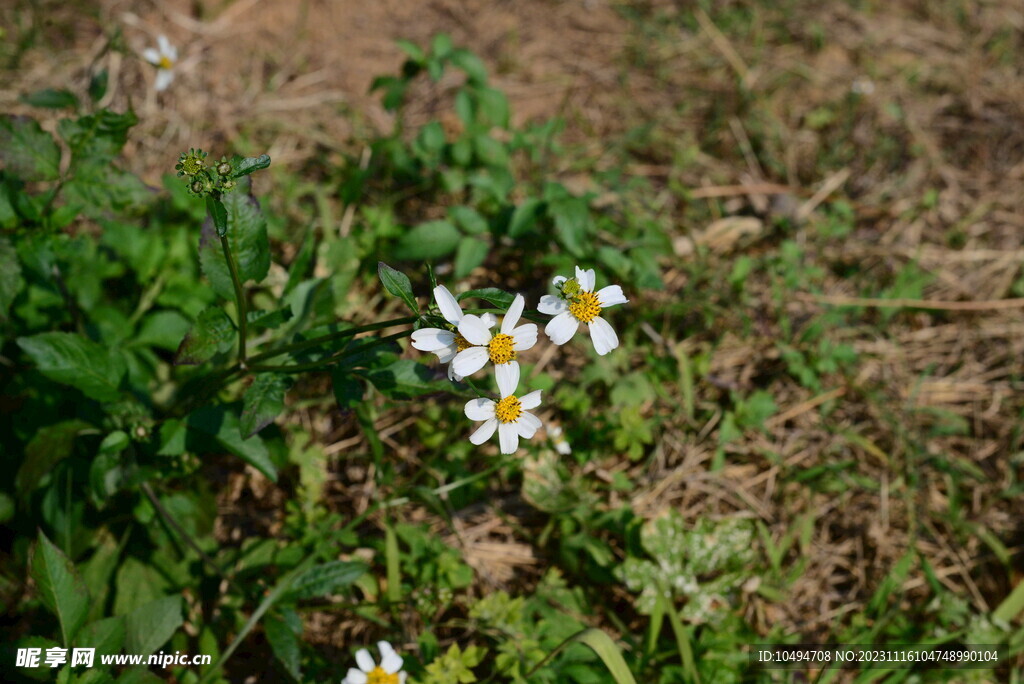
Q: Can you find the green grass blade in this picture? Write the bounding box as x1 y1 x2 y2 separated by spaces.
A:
527 627 637 684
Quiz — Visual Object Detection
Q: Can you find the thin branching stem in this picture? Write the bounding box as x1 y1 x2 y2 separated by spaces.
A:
219 235 248 364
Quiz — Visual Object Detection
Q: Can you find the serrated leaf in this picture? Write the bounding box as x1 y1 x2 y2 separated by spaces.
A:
0 115 61 181
62 165 151 217
366 359 451 399
17 332 126 401
455 287 515 309
21 88 79 110
57 109 137 167
198 177 270 299
231 153 271 178
454 236 489 278
241 373 291 438
186 405 277 481
394 220 460 260
286 560 367 600
0 236 24 318
377 261 418 313
175 306 235 365
31 531 90 646
507 198 543 238
124 596 182 656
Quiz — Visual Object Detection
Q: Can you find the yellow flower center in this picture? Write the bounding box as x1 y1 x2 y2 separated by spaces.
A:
367 667 399 684
455 333 472 352
158 56 174 70
568 291 602 324
487 333 516 364
560 278 582 298
495 395 522 423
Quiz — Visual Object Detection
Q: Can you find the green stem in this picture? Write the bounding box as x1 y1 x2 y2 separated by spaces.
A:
249 331 410 374
220 235 248 364
245 316 417 366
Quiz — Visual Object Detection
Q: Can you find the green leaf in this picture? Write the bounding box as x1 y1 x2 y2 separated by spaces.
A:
549 197 591 256
448 206 488 235
366 359 451 399
62 165 151 217
449 49 488 85
418 121 446 154
394 220 461 260
0 236 24 318
475 87 510 129
21 88 79 110
396 38 426 63
58 109 137 166
507 198 543 237
265 609 302 680
386 523 401 604
377 261 418 313
31 531 90 646
174 306 236 365
431 33 454 60
454 236 489 278
240 373 291 438
472 134 509 167
133 310 192 351
89 70 108 102
0 115 61 181
286 560 367 600
247 307 293 331
230 153 271 178
186 405 277 481
331 369 364 410
545 629 638 684
124 596 182 656
206 196 228 237
76 616 125 655
455 287 515 309
17 332 126 401
198 178 270 299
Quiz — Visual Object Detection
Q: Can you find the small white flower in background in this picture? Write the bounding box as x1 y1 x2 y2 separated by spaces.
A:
465 362 542 454
539 266 628 355
547 425 572 455
452 293 538 391
410 285 495 381
851 77 875 96
142 35 178 92
342 641 407 684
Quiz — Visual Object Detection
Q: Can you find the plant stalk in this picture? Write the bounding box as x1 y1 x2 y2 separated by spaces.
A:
220 235 248 364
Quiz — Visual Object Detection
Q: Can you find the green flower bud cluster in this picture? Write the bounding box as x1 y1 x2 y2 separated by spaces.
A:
175 148 237 198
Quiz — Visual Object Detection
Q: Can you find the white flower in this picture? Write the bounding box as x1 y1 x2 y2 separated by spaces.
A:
538 266 628 355
410 285 495 381
451 293 538 391
342 641 407 684
464 363 542 454
142 35 178 92
548 425 572 455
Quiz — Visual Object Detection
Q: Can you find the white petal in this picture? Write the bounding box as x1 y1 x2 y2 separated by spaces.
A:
516 417 540 439
470 418 498 445
501 294 525 334
511 325 538 351
589 316 619 355
448 364 461 382
355 649 375 673
495 362 520 397
452 347 489 377
480 313 497 328
596 284 628 307
142 48 161 64
158 34 172 55
380 650 403 674
552 275 567 287
400 673 407 684
538 295 568 315
465 398 496 421
434 285 463 325
556 442 572 455
167 44 178 61
436 346 457 364
545 312 579 345
155 69 174 91
411 328 455 352
576 266 596 292
519 390 543 410
498 423 519 454
343 668 368 684
548 425 562 438
458 315 492 346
